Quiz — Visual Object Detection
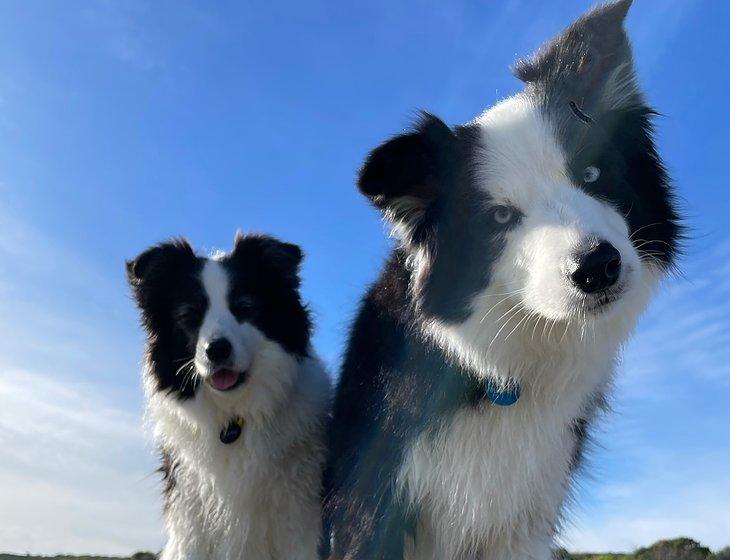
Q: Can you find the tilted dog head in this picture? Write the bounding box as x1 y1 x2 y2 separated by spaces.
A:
127 234 311 415
359 1 681 376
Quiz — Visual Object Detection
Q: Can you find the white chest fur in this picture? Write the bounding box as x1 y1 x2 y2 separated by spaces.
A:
406 259 657 559
149 356 329 560
162 430 323 560
398 368 606 560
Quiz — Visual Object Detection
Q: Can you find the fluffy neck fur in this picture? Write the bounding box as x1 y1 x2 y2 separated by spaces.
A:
146 354 330 560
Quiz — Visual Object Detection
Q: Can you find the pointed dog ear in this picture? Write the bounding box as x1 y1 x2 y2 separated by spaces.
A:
358 113 456 244
232 233 304 288
515 0 640 114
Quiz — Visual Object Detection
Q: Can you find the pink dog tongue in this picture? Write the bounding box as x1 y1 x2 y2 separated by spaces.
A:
209 369 239 391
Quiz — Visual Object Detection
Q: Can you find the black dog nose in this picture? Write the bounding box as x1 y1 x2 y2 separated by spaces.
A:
570 241 622 294
205 338 232 364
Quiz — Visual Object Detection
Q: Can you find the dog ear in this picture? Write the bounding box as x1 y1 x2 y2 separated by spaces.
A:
514 0 639 114
358 113 456 246
232 233 304 288
126 239 196 289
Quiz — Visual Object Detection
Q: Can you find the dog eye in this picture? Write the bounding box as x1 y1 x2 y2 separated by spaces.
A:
492 206 514 225
230 298 256 319
583 166 601 183
176 305 203 326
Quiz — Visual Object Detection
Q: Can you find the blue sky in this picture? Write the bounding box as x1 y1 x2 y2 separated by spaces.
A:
0 0 728 554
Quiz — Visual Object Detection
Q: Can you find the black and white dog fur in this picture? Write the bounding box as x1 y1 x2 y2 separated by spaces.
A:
127 234 330 560
324 1 681 559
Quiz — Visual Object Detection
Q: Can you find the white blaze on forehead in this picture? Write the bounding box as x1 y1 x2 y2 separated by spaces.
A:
201 258 230 311
198 259 239 348
195 258 259 379
473 94 569 207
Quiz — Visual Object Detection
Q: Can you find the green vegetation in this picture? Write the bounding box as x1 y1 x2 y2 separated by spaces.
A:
3 540 729 560
557 538 729 560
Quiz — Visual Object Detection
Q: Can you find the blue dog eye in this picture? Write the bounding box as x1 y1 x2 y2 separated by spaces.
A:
583 166 601 183
493 206 513 224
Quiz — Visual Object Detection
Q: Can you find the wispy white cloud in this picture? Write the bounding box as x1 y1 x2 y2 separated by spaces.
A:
0 369 162 555
0 203 141 386
563 472 730 552
0 203 162 555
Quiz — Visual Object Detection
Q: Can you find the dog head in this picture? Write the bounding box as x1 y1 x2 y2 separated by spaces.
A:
127 234 310 410
359 1 681 374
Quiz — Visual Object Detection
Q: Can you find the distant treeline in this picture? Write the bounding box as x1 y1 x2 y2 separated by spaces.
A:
558 538 730 560
2 538 729 560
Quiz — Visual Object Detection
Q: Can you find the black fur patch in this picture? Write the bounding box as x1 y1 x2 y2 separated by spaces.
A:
323 252 486 559
357 116 519 324
127 239 205 398
564 106 682 266
515 0 681 266
515 0 636 113
221 234 311 358
159 448 179 512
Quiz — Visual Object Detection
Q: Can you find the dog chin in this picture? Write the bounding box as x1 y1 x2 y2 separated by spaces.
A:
571 286 630 320
526 286 629 325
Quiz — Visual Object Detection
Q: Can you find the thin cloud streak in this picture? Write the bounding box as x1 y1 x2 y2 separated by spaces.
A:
0 205 161 554
0 369 162 555
563 479 730 552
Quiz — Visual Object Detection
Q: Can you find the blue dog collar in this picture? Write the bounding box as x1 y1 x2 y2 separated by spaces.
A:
484 381 521 406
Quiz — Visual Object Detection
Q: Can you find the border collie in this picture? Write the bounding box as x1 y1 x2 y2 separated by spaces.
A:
324 1 681 559
127 233 330 560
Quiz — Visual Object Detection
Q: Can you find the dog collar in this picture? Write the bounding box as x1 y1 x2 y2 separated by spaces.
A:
220 416 245 444
483 380 521 406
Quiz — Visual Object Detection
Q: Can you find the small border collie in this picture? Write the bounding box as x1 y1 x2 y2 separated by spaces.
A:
127 233 330 560
324 1 681 559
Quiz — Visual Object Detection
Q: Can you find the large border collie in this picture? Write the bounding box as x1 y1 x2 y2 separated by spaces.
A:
127 233 330 560
324 1 681 559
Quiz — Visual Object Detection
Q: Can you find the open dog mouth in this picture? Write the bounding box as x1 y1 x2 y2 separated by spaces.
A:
207 368 247 392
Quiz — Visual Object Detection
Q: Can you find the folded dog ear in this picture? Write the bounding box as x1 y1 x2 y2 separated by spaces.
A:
515 0 639 115
232 233 304 288
126 240 198 324
358 113 456 245
126 239 196 287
